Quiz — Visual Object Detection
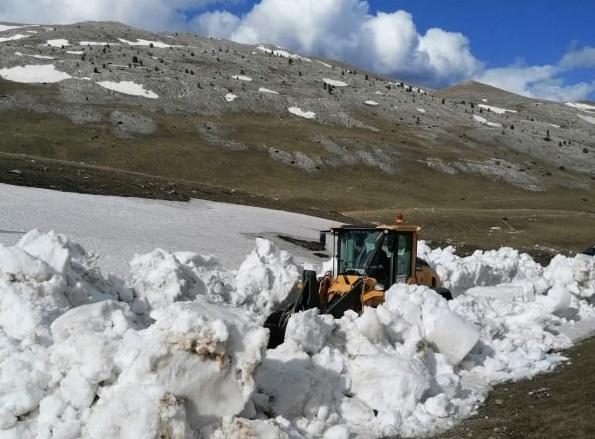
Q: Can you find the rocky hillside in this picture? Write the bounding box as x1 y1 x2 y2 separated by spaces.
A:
0 21 594 253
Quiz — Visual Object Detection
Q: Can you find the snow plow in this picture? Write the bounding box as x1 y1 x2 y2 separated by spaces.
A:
265 216 450 348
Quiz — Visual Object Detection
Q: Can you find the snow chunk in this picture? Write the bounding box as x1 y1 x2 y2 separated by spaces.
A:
258 87 279 94
46 39 69 48
117 38 171 48
234 238 300 317
225 93 238 102
323 78 348 87
473 114 502 128
285 309 335 354
96 81 159 99
288 107 316 119
477 104 517 114
231 75 252 81
0 64 71 83
88 299 268 434
364 100 379 106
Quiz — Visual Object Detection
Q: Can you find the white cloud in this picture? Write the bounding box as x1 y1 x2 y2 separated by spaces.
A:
475 53 595 102
559 46 595 69
0 0 224 31
190 10 240 39
194 0 483 88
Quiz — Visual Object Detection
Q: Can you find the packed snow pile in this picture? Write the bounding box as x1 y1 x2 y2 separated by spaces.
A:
1 230 595 438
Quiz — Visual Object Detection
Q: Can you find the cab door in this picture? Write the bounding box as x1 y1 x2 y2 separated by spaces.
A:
393 232 413 284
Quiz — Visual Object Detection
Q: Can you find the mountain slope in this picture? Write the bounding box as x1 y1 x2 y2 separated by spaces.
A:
0 21 594 254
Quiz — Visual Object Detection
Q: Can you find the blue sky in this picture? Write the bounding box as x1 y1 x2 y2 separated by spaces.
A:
1 0 593 100
198 0 595 91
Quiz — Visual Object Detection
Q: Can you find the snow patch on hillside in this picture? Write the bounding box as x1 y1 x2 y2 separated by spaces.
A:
0 24 23 32
256 45 310 61
258 87 279 94
323 78 348 87
477 104 517 114
473 114 502 128
0 33 30 43
316 60 333 68
46 39 69 48
96 81 158 99
79 41 113 46
15 52 55 60
231 74 252 81
578 114 595 125
118 38 171 48
225 93 238 102
565 102 595 112
288 106 316 119
365 100 379 106
0 64 71 83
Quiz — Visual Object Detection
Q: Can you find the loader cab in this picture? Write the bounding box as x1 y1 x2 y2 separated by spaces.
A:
328 225 418 289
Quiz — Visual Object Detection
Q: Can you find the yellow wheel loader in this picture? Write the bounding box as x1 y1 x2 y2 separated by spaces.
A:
265 216 450 348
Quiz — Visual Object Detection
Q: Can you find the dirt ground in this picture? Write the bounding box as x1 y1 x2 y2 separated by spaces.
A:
434 336 595 439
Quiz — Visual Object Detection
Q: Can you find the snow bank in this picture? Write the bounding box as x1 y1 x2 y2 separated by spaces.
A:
0 64 71 83
288 106 316 119
0 231 271 438
96 80 159 99
1 230 594 438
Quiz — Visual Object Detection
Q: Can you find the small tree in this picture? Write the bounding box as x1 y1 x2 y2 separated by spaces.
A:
544 129 551 142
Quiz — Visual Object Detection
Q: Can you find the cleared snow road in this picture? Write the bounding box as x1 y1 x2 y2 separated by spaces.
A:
0 183 333 275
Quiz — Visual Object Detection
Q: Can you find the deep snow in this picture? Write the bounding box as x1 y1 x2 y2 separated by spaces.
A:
0 228 593 438
1 185 594 438
0 184 332 274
